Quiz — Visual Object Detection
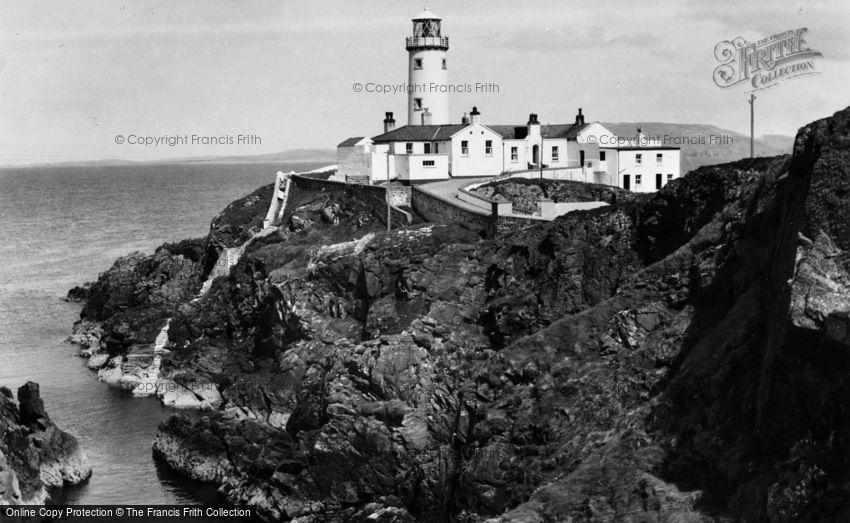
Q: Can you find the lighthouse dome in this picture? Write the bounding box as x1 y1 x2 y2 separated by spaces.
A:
413 7 440 20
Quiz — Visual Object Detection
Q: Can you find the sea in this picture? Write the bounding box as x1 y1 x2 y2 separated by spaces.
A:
0 161 328 506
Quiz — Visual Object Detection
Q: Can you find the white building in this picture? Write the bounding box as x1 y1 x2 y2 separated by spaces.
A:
335 9 681 191
599 130 681 192
407 8 450 126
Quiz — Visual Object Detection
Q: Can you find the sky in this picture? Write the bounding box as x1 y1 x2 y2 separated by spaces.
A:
1 0 848 164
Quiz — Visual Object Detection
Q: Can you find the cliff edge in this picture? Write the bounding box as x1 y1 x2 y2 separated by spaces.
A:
72 107 850 521
0 382 92 504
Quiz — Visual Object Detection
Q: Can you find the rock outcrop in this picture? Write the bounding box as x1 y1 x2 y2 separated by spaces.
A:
75 107 850 521
472 178 637 215
0 382 92 504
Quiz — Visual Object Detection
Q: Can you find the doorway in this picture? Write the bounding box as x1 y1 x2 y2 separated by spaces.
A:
532 145 540 165
623 174 631 191
656 173 663 190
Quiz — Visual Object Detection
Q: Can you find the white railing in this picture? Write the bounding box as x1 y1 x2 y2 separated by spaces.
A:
406 36 449 49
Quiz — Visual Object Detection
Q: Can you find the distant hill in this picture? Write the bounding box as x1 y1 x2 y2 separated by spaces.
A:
171 148 336 165
760 134 796 152
3 148 337 168
603 122 794 174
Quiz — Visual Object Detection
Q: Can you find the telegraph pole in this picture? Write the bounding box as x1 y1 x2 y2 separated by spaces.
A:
748 93 756 158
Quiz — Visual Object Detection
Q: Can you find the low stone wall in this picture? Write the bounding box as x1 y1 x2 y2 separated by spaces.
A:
278 174 594 239
410 186 495 238
494 216 537 237
387 184 412 207
456 187 494 212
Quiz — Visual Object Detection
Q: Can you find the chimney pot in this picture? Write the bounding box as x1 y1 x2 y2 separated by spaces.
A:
461 112 469 125
383 111 396 133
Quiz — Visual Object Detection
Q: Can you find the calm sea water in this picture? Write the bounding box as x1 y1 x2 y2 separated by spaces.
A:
0 161 327 505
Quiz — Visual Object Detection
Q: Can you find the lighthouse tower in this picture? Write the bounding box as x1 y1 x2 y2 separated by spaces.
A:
406 8 449 126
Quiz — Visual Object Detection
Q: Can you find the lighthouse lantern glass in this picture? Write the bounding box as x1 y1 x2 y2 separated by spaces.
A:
413 19 441 38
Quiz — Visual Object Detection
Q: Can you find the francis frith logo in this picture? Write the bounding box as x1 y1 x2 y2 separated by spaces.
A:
713 28 822 91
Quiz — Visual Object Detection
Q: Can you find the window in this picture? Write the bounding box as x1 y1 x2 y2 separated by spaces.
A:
485 140 493 156
413 98 423 111
635 154 642 165
461 140 469 156
511 147 518 161
656 153 663 165
423 160 435 167
442 58 447 70
551 146 559 162
635 174 642 185
667 173 674 181
599 151 606 161
424 143 431 154
433 142 439 154
414 58 423 69
405 143 413 155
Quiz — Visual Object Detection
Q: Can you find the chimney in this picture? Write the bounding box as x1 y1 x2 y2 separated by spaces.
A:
637 127 644 145
575 108 585 126
383 112 396 133
470 106 481 124
527 113 541 139
461 112 470 125
421 108 432 125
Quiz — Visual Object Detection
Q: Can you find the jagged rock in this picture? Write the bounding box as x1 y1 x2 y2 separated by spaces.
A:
321 203 342 225
472 178 636 210
77 107 850 521
17 382 49 432
0 383 92 503
290 214 313 232
209 183 274 248
159 381 222 410
65 282 92 302
790 232 850 330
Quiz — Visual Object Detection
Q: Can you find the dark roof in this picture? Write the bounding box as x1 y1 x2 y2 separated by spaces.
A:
489 122 591 140
488 125 528 139
371 122 597 143
337 136 366 147
372 125 467 143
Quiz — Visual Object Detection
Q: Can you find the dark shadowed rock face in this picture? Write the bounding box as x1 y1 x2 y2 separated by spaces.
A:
210 183 276 248
0 383 92 504
803 108 850 256
78 107 850 521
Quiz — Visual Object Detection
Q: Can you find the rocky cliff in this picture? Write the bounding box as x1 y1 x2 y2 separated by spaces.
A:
0 382 92 504
72 107 850 521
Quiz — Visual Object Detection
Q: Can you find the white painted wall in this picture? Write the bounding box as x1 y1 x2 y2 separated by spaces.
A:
502 139 528 172
337 140 372 180
395 153 449 181
370 143 396 183
408 49 449 125
614 149 681 193
450 123 504 177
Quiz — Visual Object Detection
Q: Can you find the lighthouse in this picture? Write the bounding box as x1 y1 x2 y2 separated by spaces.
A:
406 8 449 126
